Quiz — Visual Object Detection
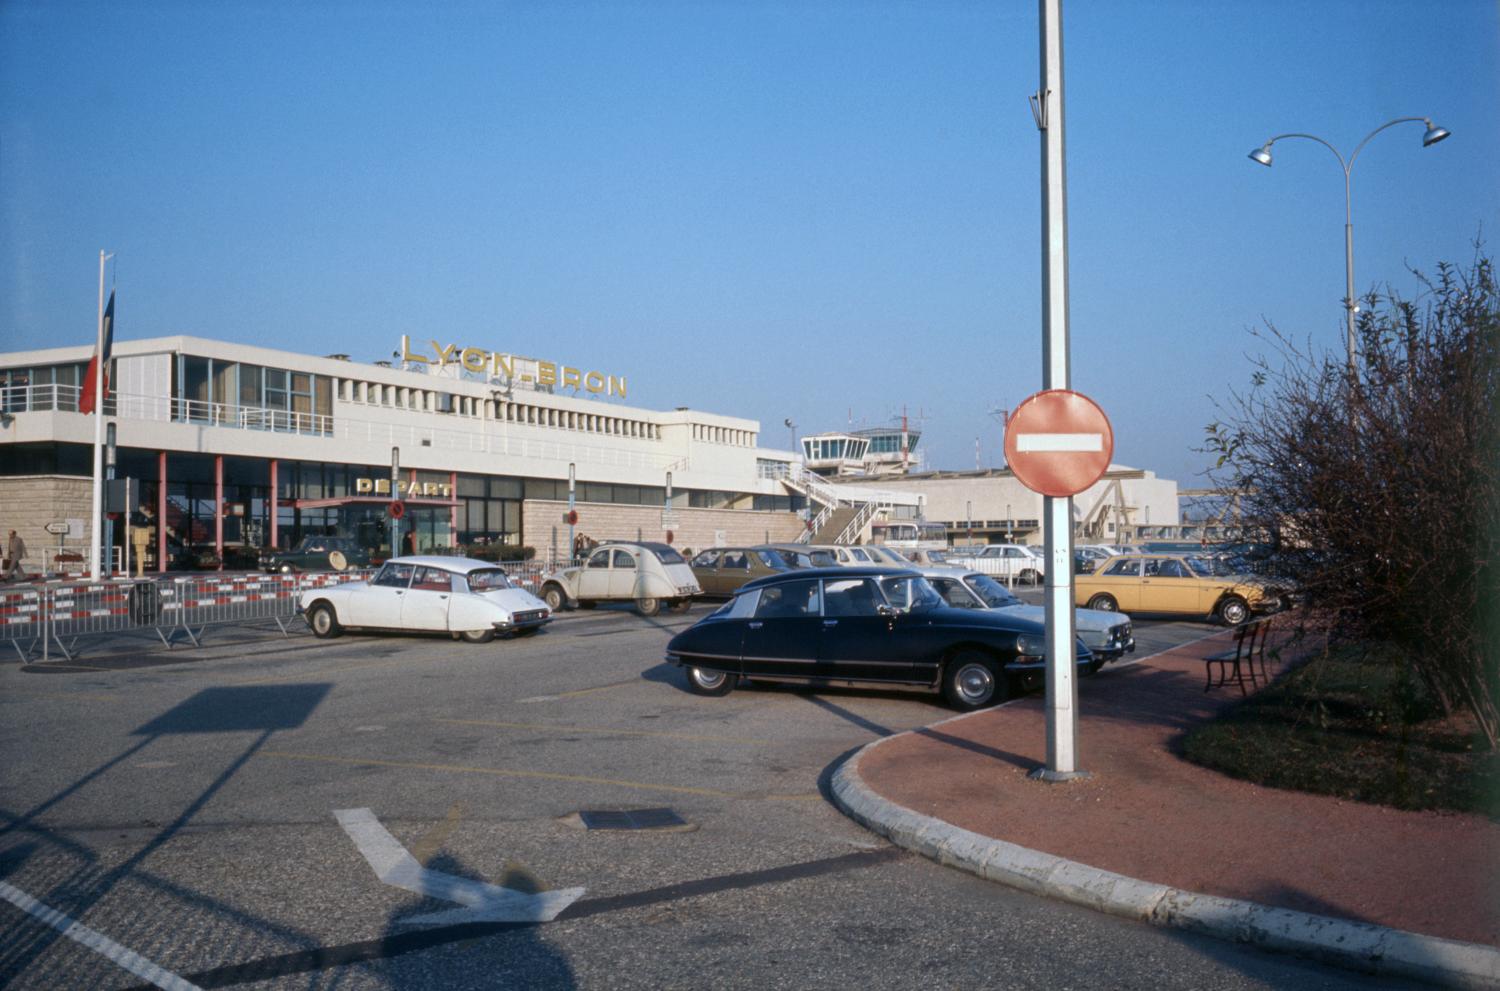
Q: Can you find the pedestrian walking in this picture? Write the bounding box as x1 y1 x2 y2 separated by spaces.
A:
2 529 25 581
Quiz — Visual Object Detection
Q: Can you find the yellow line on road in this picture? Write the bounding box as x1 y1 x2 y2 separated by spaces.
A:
437 718 772 746
259 750 818 802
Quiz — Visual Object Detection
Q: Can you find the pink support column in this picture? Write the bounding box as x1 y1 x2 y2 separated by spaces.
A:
269 459 279 551
449 471 458 548
157 451 168 573
215 455 224 569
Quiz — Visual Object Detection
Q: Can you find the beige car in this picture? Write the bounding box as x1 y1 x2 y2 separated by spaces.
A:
1074 553 1274 626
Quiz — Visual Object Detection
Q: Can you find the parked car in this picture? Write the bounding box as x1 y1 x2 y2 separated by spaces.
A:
541 541 699 616
690 546 795 597
1074 553 1276 626
760 544 839 569
913 566 1135 666
299 555 550 642
804 544 881 566
665 566 1093 711
903 547 959 568
862 545 913 566
1073 545 1113 575
261 535 371 574
946 543 1046 583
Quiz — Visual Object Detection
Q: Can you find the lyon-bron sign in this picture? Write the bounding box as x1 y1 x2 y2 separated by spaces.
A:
399 336 626 398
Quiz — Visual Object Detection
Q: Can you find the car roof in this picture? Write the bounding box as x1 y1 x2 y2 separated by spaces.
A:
384 555 502 575
739 565 917 591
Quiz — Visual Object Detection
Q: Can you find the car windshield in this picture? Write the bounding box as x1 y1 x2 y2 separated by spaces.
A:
966 574 1020 608
924 550 949 564
755 549 788 568
466 568 513 591
877 575 944 613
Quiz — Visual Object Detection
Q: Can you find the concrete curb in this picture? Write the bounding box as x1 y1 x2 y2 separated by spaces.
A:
830 725 1500 990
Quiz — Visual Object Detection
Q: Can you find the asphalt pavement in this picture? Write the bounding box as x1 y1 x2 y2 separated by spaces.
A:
0 601 1452 989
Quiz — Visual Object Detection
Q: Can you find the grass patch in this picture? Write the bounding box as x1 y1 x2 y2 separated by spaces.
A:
1182 644 1500 816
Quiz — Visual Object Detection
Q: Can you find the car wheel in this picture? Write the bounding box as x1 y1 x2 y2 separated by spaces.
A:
1217 596 1250 626
685 666 735 696
1087 593 1118 612
1019 568 1040 585
542 584 566 611
280 563 296 575
308 602 342 639
942 651 1005 711
460 628 495 644
637 596 661 617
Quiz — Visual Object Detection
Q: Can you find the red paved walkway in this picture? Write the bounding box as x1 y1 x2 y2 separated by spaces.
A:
857 629 1500 947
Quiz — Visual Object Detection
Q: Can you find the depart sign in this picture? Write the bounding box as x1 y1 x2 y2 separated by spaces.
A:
399 336 627 398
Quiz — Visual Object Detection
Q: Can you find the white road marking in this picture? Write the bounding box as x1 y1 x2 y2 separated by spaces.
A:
334 808 584 926
1015 432 1103 453
0 880 202 991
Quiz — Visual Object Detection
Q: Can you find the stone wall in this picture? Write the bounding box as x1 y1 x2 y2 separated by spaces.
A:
522 499 806 562
0 475 93 573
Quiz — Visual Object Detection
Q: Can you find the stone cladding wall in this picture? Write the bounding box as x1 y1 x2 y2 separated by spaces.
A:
0 475 94 572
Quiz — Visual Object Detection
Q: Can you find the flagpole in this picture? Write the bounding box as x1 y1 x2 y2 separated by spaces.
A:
90 250 109 580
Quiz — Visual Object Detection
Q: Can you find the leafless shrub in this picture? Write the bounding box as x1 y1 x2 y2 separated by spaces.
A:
1204 250 1499 747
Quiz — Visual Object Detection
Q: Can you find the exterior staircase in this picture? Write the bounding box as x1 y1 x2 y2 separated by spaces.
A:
810 506 861 545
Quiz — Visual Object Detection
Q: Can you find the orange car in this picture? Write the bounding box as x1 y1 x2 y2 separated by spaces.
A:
1073 553 1276 626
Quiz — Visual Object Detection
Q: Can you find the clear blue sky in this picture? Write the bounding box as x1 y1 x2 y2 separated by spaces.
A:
4 1 1496 486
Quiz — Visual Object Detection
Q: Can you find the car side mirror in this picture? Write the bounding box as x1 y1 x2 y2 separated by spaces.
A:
877 604 897 617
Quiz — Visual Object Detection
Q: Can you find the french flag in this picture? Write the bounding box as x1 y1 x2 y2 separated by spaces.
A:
80 290 114 414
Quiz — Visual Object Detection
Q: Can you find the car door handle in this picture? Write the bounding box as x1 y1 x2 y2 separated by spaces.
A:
439 595 448 599
748 622 763 629
823 619 838 627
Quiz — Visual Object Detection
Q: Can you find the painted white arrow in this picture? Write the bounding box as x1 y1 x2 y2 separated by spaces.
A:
335 807 584 926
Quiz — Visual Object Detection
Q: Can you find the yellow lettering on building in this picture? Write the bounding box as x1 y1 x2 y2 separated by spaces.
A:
431 341 459 365
585 371 606 394
375 479 391 495
562 366 582 389
461 347 487 373
609 375 627 398
400 335 431 364
538 362 557 387
492 353 515 379
356 478 373 494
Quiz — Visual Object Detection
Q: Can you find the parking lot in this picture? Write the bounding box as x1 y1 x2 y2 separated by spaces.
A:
0 601 1395 990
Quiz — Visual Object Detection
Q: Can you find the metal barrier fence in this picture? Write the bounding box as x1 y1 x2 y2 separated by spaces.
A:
3 561 554 662
4 570 376 662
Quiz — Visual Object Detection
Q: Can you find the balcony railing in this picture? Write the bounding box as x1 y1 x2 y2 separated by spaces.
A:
2 383 681 472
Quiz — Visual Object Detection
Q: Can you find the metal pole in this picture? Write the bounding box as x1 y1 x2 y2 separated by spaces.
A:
89 251 108 580
390 446 400 560
105 422 117 578
1033 0 1085 782
567 462 576 563
1344 170 1356 376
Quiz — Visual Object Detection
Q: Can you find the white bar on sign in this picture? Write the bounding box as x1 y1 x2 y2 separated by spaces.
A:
1016 433 1103 453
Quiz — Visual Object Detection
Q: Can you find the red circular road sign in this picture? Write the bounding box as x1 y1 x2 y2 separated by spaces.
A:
388 501 405 519
564 509 579 526
1003 389 1114 497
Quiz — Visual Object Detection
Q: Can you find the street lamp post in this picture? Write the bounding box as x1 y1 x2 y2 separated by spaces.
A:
1247 117 1450 375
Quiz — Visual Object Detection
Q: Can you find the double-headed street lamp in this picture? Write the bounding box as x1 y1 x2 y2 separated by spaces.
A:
1247 116 1450 375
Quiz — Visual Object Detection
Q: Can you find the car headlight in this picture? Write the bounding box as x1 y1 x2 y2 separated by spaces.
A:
1015 634 1043 657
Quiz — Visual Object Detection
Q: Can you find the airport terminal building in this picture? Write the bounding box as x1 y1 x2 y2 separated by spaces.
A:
0 335 846 573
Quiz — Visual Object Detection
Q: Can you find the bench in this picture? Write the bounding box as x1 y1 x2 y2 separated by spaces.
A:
1204 616 1272 694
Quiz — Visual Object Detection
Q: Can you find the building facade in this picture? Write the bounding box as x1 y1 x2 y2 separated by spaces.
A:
0 336 814 573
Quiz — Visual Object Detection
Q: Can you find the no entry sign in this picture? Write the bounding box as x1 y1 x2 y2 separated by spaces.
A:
1004 389 1114 497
